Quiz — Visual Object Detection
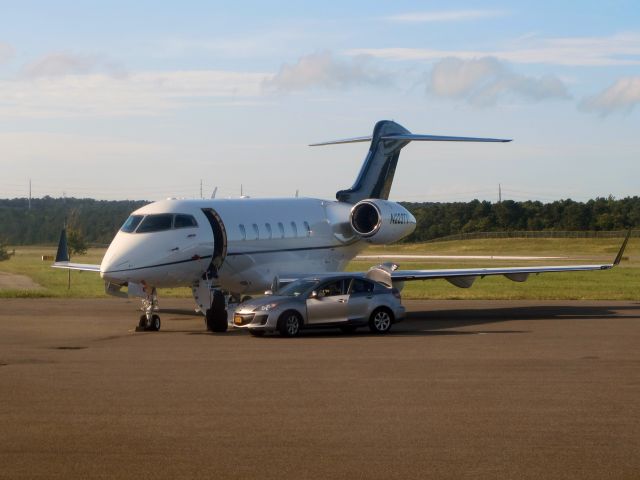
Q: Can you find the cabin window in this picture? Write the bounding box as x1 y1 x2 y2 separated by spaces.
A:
239 224 246 240
303 221 311 237
136 214 173 233
174 214 198 229
278 222 285 238
253 223 259 239
121 215 144 233
265 223 272 239
290 221 298 237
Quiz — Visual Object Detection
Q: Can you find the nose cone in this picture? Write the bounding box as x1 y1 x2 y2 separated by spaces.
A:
100 232 134 283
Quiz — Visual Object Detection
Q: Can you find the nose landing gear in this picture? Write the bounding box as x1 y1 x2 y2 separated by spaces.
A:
136 287 162 332
139 313 161 331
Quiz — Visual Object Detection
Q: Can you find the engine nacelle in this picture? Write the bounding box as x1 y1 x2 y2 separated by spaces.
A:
350 199 416 244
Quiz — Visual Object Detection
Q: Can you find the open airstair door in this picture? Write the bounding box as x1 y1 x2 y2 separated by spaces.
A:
201 208 227 276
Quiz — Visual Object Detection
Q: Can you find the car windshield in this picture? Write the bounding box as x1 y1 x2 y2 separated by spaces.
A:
276 279 319 297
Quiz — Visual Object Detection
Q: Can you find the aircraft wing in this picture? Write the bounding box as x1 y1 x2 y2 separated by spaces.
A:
52 262 101 272
51 227 101 273
367 231 631 288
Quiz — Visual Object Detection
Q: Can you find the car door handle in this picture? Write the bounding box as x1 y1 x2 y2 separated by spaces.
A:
170 247 179 252
187 234 196 238
366 296 372 299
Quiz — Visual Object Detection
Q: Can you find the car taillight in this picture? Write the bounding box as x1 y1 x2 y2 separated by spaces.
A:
391 288 401 299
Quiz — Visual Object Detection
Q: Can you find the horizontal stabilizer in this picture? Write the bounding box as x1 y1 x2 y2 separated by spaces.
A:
310 133 511 146
381 134 511 143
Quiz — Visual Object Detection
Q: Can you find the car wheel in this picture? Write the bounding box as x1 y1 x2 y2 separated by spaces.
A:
369 308 393 334
278 311 302 337
249 330 266 337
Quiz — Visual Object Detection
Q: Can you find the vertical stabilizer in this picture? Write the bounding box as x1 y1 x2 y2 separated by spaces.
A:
336 120 410 204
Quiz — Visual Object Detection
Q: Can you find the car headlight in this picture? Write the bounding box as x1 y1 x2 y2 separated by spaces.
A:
259 303 279 311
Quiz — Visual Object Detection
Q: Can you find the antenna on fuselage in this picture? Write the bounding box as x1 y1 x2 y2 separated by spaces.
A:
211 187 218 199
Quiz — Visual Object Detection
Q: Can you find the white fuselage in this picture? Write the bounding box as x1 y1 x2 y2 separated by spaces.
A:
100 197 364 295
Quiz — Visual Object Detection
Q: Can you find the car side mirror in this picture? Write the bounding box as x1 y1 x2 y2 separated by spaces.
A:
264 290 273 296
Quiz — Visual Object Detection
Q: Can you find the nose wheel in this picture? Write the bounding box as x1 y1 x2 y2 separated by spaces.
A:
139 314 161 331
135 287 161 332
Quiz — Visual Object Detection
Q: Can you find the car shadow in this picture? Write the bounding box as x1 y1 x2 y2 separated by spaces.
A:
154 303 639 338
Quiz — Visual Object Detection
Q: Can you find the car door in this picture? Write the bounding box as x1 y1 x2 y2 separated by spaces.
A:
347 278 375 322
306 279 348 324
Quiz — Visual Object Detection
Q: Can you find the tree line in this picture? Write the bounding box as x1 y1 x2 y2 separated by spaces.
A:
0 197 148 245
0 196 639 245
402 197 640 242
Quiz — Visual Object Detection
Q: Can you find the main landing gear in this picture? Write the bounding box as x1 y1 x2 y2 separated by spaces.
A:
205 289 228 332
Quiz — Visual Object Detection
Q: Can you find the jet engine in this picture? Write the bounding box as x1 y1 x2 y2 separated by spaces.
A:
350 199 416 244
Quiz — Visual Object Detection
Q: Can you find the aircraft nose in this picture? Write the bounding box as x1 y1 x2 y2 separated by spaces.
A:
100 234 133 282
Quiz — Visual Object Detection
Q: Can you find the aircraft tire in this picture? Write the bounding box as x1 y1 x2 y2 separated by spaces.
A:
206 309 228 332
150 314 161 332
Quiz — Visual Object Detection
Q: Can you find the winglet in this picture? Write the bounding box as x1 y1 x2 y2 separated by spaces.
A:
55 228 70 263
613 230 632 266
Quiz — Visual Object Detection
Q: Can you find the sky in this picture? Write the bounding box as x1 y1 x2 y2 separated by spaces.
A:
1 0 639 203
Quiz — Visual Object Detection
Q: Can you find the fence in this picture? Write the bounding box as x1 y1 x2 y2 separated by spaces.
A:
426 230 640 243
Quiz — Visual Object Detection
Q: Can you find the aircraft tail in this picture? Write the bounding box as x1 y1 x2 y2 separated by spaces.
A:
310 120 511 204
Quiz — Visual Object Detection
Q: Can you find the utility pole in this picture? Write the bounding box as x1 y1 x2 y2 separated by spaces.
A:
28 178 31 210
200 179 203 199
498 183 502 203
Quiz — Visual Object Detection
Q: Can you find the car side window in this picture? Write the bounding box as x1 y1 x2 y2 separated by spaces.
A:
350 278 374 294
318 279 346 297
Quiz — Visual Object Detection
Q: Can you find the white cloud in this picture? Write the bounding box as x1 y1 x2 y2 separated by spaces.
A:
21 52 125 78
429 57 570 106
348 32 640 67
385 9 506 23
0 42 13 63
0 70 272 118
580 77 640 115
265 52 392 92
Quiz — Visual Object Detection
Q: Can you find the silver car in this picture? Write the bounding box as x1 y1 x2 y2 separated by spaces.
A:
232 274 405 337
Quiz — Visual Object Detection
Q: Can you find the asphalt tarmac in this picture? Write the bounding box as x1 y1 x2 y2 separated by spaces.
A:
1 298 639 479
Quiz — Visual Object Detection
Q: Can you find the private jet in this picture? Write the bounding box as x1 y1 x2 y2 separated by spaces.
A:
53 120 630 332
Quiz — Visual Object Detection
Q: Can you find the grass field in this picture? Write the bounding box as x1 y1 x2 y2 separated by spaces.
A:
0 238 638 300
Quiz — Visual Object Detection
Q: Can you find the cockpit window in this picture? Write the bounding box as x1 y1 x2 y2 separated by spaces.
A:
136 214 173 233
121 215 144 233
174 214 198 229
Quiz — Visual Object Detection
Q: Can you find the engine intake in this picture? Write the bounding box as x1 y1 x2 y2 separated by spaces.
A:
350 199 416 244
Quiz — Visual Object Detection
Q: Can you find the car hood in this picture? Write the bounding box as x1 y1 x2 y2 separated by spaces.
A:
241 295 300 310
